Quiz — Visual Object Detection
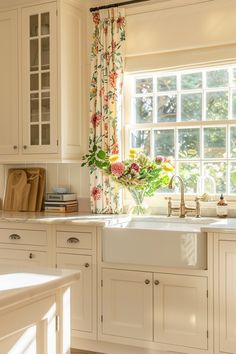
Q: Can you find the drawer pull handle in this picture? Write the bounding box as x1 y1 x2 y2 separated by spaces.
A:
145 279 150 285
9 234 21 240
84 263 90 268
29 253 33 259
67 237 80 244
154 280 160 285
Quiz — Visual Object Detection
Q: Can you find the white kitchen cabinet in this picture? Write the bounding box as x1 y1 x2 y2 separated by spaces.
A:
55 226 97 340
101 268 208 350
154 273 208 349
0 10 18 155
0 223 51 267
56 253 92 333
216 239 236 354
102 268 153 341
21 3 58 155
0 0 86 162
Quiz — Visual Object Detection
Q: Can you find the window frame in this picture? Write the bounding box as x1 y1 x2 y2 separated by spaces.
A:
123 63 236 199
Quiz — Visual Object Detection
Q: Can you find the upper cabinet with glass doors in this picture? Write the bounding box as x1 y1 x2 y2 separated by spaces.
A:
22 3 57 154
0 0 86 162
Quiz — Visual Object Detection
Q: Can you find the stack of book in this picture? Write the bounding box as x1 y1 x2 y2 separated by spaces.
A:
44 193 78 213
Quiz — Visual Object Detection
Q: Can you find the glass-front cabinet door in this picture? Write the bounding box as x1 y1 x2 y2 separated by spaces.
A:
22 3 57 154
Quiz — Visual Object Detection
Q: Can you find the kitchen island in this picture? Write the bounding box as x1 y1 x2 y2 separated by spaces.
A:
0 266 80 354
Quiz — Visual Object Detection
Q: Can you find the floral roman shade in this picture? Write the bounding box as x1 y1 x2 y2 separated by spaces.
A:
89 8 126 214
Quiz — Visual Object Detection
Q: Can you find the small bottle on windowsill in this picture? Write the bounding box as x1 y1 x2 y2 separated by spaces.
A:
216 194 228 218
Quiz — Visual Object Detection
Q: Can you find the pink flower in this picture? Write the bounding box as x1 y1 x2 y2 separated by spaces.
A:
111 162 125 177
91 186 102 201
117 16 125 29
91 113 102 128
155 155 166 164
93 12 100 25
130 163 140 173
109 71 118 88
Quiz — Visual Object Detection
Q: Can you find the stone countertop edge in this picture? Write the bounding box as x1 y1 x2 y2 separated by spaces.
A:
1 211 236 231
0 267 80 310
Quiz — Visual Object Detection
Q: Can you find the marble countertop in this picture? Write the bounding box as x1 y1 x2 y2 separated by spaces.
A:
0 211 236 232
0 266 80 310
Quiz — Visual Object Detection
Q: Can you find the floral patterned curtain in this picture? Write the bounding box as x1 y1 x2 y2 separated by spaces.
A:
89 8 126 214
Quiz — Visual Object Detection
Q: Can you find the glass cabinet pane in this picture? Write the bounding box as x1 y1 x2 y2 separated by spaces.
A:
42 124 50 145
27 10 52 148
41 37 49 70
30 39 39 71
41 72 50 90
30 74 39 91
42 92 50 121
41 13 50 35
30 15 38 37
30 125 39 145
30 93 39 122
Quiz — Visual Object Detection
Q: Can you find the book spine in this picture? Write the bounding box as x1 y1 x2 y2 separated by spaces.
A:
44 202 78 207
46 194 76 201
44 205 78 212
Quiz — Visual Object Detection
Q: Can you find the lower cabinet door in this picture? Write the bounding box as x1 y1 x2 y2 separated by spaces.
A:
102 268 153 341
218 241 236 353
56 253 92 333
154 273 208 349
0 248 47 266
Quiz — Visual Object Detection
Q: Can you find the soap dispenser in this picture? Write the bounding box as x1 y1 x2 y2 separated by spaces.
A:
216 194 228 218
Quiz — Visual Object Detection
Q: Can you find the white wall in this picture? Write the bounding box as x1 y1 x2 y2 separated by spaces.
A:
125 0 236 71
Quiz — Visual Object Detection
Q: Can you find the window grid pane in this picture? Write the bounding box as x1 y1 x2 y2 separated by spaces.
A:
129 65 236 195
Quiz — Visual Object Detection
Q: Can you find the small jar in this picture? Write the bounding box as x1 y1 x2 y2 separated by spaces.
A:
216 194 228 218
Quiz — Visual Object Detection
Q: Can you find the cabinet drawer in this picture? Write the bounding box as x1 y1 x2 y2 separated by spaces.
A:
0 229 47 246
0 248 48 266
56 231 92 249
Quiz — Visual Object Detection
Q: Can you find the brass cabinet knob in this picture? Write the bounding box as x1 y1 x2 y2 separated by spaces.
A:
23 145 27 149
145 279 150 285
154 280 160 285
29 253 33 259
13 145 18 150
84 263 90 268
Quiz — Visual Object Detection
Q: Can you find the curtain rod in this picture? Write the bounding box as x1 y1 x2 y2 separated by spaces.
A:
90 0 151 12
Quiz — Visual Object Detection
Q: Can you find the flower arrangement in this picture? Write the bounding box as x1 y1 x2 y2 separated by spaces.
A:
82 147 174 214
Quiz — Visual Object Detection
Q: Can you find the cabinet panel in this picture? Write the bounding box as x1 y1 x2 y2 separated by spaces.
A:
0 248 48 267
102 269 153 341
56 231 92 250
219 241 236 353
22 3 58 154
56 253 92 333
0 228 47 246
0 10 18 155
154 273 208 349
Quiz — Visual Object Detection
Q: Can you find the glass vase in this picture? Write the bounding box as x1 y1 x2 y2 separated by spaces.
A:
128 188 149 215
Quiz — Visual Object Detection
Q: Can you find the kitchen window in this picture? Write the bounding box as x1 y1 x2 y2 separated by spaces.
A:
124 65 236 196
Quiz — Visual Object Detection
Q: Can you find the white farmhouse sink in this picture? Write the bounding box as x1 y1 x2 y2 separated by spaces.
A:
102 217 214 269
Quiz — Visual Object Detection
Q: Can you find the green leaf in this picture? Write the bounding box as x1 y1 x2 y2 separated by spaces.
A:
97 150 107 160
232 170 236 184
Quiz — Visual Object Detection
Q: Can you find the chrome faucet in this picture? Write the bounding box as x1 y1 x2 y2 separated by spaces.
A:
168 175 200 218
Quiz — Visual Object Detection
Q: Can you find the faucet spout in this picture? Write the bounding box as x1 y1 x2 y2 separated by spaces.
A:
168 175 186 218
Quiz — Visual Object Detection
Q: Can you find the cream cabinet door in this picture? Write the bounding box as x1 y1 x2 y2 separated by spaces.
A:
154 273 208 349
102 269 153 341
0 248 48 267
218 241 236 353
21 3 58 154
56 253 92 333
0 10 18 155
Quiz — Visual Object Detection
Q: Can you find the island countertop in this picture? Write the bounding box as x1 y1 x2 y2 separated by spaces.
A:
0 266 80 310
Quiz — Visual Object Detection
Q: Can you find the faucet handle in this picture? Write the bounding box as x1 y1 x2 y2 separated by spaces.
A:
165 197 172 217
195 196 201 218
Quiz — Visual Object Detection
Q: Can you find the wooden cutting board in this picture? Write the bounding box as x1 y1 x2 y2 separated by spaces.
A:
3 168 46 212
